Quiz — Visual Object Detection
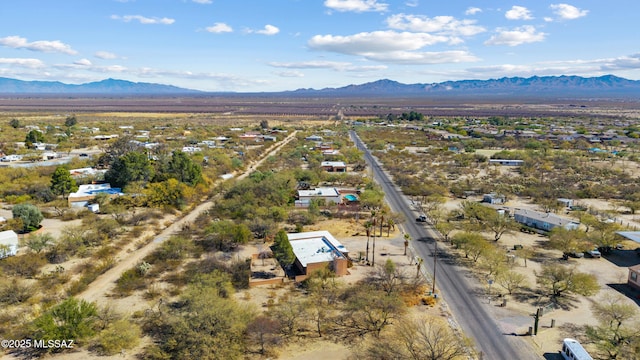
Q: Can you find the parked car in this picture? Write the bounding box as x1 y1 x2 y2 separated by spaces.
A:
416 215 427 222
564 252 584 259
586 248 601 258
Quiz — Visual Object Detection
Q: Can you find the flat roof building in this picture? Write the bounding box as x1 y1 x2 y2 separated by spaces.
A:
288 231 349 281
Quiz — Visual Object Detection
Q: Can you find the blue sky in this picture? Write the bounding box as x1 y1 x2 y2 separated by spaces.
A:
0 0 637 92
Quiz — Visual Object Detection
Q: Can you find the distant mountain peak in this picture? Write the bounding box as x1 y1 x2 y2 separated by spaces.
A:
0 77 201 95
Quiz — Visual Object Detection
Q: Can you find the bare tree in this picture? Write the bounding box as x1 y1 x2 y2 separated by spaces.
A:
364 315 472 360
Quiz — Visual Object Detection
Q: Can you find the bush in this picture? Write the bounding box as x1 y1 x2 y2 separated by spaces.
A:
32 297 98 349
0 253 47 277
12 203 44 232
0 279 35 305
94 319 141 355
115 269 146 296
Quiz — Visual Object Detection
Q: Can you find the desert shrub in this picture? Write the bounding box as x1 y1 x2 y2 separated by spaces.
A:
127 209 163 226
287 211 316 226
188 256 251 290
0 279 35 305
31 297 98 350
0 253 47 277
150 236 194 262
94 319 141 355
115 268 147 296
39 267 71 289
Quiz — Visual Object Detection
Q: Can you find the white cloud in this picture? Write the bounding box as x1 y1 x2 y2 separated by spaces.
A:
505 6 533 20
269 60 387 72
255 25 279 35
273 70 304 78
550 4 588 20
386 14 485 37
324 0 388 13
0 36 77 55
309 31 449 54
485 25 546 46
192 0 212 3
405 0 419 7
111 15 175 25
206 23 233 33
363 50 478 64
95 51 118 59
0 58 44 68
74 59 92 66
308 31 479 64
465 7 482 15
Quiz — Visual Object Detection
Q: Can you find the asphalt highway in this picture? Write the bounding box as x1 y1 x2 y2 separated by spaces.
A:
350 130 541 360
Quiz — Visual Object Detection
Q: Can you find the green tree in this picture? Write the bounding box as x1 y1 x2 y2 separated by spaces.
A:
272 229 295 267
496 270 528 295
105 151 154 188
548 227 590 256
32 297 98 348
64 115 77 128
585 294 640 359
25 129 44 146
50 166 78 198
167 150 203 186
9 118 20 128
12 203 44 232
205 220 252 251
23 233 54 254
535 263 600 298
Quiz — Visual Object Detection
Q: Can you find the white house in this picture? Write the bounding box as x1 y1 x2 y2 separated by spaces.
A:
514 209 580 231
68 183 123 207
296 187 342 206
0 230 19 258
287 231 349 279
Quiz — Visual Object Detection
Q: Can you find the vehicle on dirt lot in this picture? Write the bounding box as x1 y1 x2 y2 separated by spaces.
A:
585 248 601 258
416 215 427 222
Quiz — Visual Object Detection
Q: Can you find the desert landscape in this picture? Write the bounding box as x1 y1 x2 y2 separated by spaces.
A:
0 98 640 360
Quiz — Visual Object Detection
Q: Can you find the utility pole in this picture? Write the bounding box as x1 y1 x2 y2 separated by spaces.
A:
372 232 376 266
432 238 437 294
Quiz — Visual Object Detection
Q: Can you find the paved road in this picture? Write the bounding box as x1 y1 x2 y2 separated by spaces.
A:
350 130 540 360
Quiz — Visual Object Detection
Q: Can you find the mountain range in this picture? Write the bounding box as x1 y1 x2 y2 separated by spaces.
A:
0 75 639 98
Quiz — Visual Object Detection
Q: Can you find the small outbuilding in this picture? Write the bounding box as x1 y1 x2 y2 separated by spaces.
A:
483 193 506 205
0 230 19 258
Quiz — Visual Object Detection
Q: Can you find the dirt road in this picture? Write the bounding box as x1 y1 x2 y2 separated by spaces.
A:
78 131 298 305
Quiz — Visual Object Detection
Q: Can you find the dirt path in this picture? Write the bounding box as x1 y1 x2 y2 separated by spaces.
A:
78 131 298 305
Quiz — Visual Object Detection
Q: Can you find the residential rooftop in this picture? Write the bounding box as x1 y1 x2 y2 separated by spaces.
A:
287 231 348 268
